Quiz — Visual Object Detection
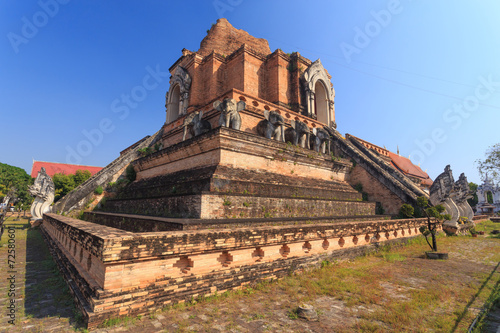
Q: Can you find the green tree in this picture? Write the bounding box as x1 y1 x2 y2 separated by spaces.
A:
487 191 494 204
73 169 91 186
467 182 478 207
53 169 92 202
400 197 451 252
0 162 33 207
53 173 75 202
476 143 500 183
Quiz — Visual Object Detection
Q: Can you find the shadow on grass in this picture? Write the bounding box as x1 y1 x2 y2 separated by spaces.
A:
450 261 500 332
25 222 85 329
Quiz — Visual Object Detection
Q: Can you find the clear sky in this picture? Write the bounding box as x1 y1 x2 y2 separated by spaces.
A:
1 1 499 185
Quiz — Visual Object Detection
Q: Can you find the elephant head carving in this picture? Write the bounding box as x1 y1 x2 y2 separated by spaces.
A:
257 110 285 142
182 110 212 141
285 119 310 149
213 98 245 130
311 127 331 154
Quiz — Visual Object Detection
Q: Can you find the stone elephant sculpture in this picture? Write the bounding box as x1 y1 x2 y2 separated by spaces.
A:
213 98 245 130
311 127 331 154
257 110 285 142
182 110 212 141
285 119 310 149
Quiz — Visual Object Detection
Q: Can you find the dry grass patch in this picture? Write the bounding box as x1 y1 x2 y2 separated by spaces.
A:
124 233 499 332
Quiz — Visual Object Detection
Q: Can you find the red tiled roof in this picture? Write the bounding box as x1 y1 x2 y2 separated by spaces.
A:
388 152 433 186
30 161 103 178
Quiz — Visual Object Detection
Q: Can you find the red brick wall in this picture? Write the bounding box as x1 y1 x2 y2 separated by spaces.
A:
348 165 404 215
243 51 264 98
150 127 352 183
41 213 430 328
172 45 312 120
197 18 271 58
265 53 279 105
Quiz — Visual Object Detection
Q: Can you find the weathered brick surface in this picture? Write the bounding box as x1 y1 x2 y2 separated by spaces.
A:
349 165 404 215
330 128 421 210
161 88 331 155
171 22 318 120
53 133 161 214
102 193 373 220
150 127 352 181
198 18 271 58
41 213 432 328
109 127 372 219
84 211 389 232
104 195 202 218
112 165 358 202
202 193 374 219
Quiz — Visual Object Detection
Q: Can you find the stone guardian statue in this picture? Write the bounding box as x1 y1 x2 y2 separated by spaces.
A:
214 98 245 130
454 173 474 221
257 110 285 142
29 167 55 223
285 119 310 149
182 111 212 141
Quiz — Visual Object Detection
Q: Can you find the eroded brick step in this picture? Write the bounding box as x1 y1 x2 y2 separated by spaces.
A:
84 211 389 232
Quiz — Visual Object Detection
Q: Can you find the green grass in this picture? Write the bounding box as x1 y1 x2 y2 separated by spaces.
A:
382 253 406 262
100 315 141 328
0 216 85 330
475 220 500 238
471 271 500 332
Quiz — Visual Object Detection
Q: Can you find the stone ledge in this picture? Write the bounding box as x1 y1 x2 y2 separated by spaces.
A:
84 211 390 232
43 213 430 262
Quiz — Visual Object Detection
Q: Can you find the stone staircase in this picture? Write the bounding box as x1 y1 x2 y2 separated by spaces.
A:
326 127 426 206
53 129 163 214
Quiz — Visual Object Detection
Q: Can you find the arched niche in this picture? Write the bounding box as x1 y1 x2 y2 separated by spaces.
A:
486 190 494 204
302 59 335 127
165 66 191 124
477 175 498 205
166 84 180 124
314 80 328 124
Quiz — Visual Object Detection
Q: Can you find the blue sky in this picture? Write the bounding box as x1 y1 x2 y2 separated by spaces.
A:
1 1 499 185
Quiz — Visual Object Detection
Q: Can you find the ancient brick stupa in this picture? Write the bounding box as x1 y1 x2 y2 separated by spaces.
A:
41 19 431 328
100 18 372 220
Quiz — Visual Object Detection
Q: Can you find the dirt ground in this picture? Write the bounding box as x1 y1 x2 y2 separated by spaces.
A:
1 217 499 332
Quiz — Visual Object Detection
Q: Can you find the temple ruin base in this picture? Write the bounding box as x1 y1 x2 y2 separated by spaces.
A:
41 213 429 329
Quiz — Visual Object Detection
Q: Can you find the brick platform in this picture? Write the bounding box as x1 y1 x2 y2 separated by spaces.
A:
41 213 430 329
102 126 373 220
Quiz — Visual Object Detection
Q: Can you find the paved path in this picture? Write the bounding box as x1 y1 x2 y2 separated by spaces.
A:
483 303 500 333
0 217 77 332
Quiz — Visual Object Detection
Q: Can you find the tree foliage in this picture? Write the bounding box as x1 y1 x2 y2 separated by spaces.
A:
467 182 478 207
476 143 500 184
399 204 414 218
53 169 91 202
400 196 450 252
0 162 33 208
126 164 136 182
